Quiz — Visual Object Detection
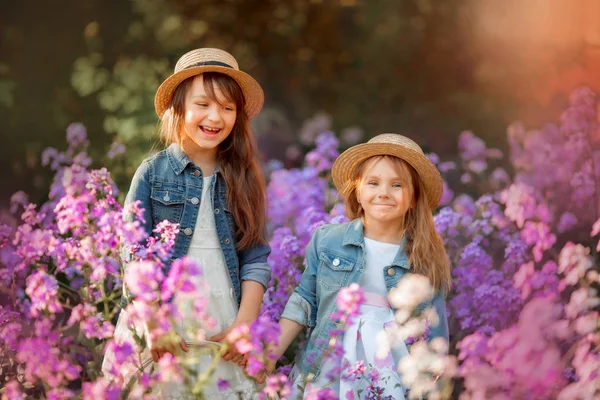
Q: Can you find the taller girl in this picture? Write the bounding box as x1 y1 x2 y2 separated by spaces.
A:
122 48 270 397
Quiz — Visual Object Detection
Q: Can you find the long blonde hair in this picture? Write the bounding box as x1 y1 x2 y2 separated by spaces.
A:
158 72 266 250
343 155 451 293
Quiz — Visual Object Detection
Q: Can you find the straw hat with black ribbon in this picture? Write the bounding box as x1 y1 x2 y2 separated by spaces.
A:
331 133 443 210
154 48 264 119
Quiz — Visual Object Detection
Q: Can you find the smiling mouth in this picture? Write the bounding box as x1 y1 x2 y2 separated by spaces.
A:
200 126 222 135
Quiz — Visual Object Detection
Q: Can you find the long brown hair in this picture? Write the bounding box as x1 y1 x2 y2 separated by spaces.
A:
159 72 267 250
343 155 451 293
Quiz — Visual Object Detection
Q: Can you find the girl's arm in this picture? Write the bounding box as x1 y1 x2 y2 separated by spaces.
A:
273 318 305 358
256 317 305 383
209 280 265 362
236 280 264 323
256 227 323 382
238 241 272 291
429 289 449 344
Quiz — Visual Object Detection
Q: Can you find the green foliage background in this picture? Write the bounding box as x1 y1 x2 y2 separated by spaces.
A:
2 0 560 207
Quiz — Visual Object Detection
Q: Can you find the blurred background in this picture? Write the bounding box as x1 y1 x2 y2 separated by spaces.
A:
2 0 600 205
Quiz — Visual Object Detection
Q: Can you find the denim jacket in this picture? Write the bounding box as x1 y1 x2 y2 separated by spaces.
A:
122 143 271 306
280 218 448 379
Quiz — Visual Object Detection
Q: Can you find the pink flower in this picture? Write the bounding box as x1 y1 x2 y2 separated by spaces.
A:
260 373 291 399
82 379 121 400
513 262 535 299
1 380 25 400
227 323 253 354
124 261 164 303
558 242 593 288
161 256 201 301
157 353 183 383
25 270 62 317
332 283 364 324
520 221 556 262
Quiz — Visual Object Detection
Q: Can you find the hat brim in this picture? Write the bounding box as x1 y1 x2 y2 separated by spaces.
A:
154 66 264 119
331 143 443 209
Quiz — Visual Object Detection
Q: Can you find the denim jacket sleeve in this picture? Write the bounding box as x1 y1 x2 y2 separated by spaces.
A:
119 161 153 306
124 161 153 239
238 239 272 291
280 226 320 328
429 289 449 344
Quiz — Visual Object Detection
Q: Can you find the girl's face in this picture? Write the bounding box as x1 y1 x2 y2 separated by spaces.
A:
182 74 237 156
357 156 413 227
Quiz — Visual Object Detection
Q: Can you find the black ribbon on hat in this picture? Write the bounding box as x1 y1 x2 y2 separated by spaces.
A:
185 61 233 69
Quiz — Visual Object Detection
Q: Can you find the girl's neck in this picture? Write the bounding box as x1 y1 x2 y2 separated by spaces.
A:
362 217 404 244
181 140 218 176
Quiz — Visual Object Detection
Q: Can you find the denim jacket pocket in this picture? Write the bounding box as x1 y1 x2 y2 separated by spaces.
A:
150 183 186 224
317 251 355 290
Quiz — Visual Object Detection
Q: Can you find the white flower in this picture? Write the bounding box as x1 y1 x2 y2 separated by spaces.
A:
388 274 434 312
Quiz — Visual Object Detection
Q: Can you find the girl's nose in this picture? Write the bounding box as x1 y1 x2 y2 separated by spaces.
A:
207 105 222 122
377 187 390 198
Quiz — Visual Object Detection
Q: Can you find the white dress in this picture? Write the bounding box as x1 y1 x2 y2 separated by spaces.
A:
103 175 256 399
290 238 408 399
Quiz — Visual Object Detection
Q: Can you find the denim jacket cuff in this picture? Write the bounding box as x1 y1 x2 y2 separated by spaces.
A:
239 262 271 291
281 292 314 328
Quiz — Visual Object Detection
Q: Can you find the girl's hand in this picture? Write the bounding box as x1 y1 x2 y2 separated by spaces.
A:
148 331 189 362
208 321 246 364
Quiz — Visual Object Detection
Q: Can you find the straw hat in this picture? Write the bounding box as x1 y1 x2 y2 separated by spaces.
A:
331 133 443 209
154 48 264 119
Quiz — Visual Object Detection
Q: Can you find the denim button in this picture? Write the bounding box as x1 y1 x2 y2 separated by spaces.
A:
387 268 395 276
332 258 340 266
183 228 193 236
163 193 170 202
192 170 201 177
215 208 220 214
190 197 199 205
225 238 231 244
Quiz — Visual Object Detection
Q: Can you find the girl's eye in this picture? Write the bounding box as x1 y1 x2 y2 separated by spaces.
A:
224 106 235 112
367 181 378 186
196 103 208 107
393 183 402 188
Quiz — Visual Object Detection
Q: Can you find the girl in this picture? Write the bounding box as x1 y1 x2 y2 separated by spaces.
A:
103 48 271 399
268 133 451 398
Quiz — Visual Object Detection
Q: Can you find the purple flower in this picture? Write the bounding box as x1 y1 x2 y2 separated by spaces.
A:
217 378 230 391
107 142 126 159
66 123 89 148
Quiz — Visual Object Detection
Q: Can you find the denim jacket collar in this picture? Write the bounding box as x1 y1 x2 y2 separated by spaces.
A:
166 143 192 175
342 218 410 269
166 143 222 176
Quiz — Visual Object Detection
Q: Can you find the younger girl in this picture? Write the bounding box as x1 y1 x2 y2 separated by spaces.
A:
103 48 271 398
269 133 451 398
